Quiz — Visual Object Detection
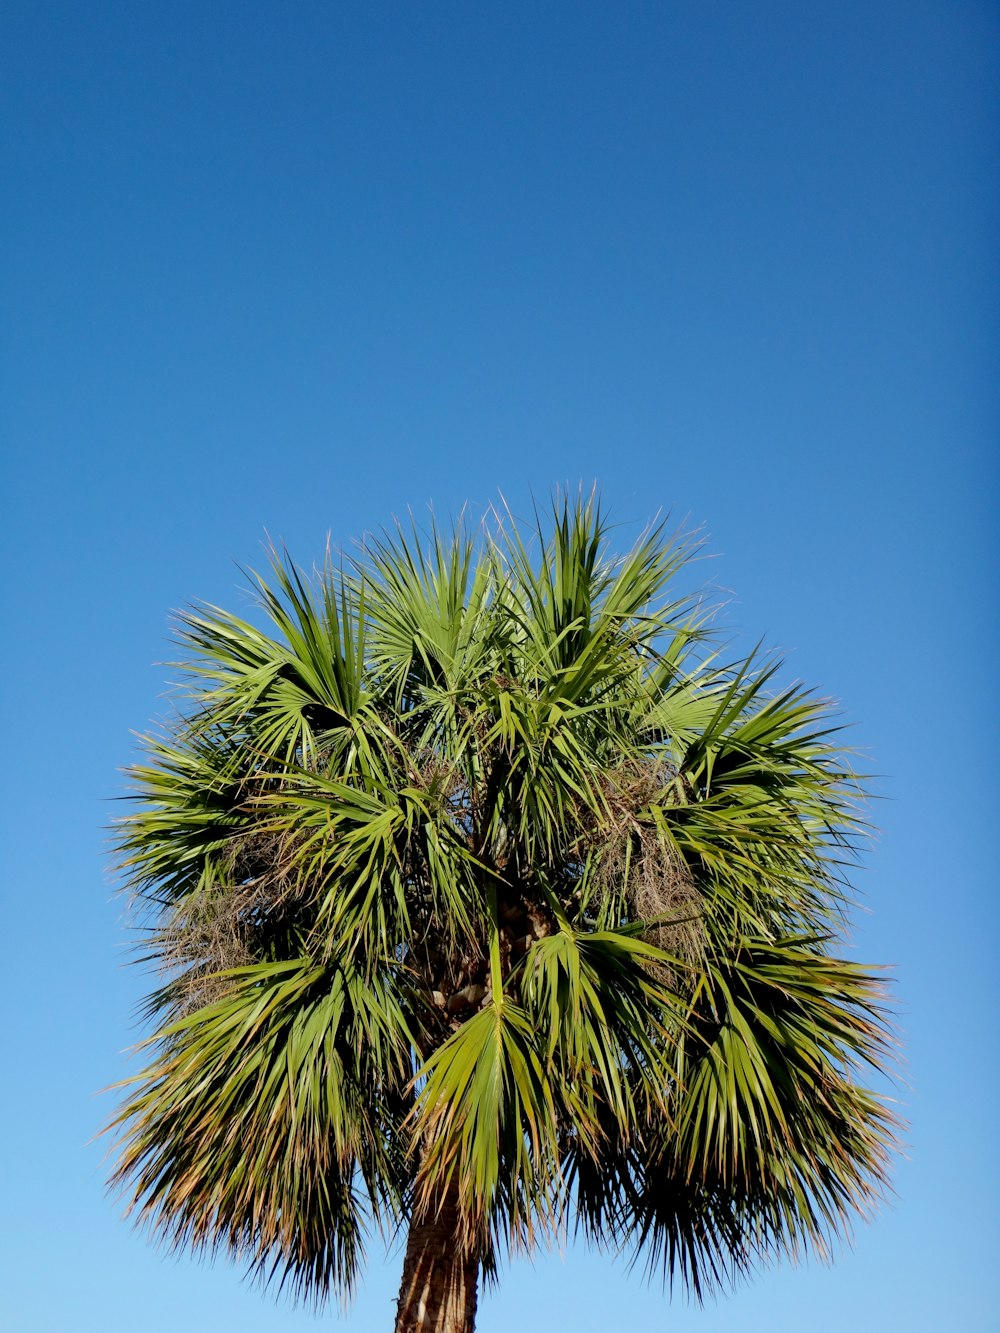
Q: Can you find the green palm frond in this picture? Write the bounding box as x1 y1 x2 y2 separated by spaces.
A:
109 954 416 1302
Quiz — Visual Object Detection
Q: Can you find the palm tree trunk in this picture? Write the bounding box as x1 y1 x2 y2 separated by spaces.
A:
394 1179 479 1333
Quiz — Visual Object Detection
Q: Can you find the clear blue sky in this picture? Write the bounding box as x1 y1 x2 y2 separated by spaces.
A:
2 2 996 1329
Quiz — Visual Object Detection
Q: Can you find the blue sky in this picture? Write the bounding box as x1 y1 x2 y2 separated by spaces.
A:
2 2 997 1329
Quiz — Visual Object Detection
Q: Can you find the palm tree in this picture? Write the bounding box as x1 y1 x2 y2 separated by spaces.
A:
110 495 895 1333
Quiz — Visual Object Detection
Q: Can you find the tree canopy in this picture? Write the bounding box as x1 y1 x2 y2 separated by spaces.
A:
110 495 896 1332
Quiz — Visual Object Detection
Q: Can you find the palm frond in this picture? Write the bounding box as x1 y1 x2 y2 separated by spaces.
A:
110 955 415 1304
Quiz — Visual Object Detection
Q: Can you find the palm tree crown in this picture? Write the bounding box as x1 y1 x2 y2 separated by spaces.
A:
111 496 895 1332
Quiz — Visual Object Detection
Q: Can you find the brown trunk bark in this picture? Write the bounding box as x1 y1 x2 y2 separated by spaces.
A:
394 1178 480 1333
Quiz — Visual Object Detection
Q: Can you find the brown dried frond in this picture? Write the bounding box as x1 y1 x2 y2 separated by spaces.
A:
589 759 706 984
154 830 304 1012
227 828 300 894
626 824 704 962
155 887 258 1011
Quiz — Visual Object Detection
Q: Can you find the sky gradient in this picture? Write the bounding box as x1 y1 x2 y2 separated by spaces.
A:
2 3 997 1329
